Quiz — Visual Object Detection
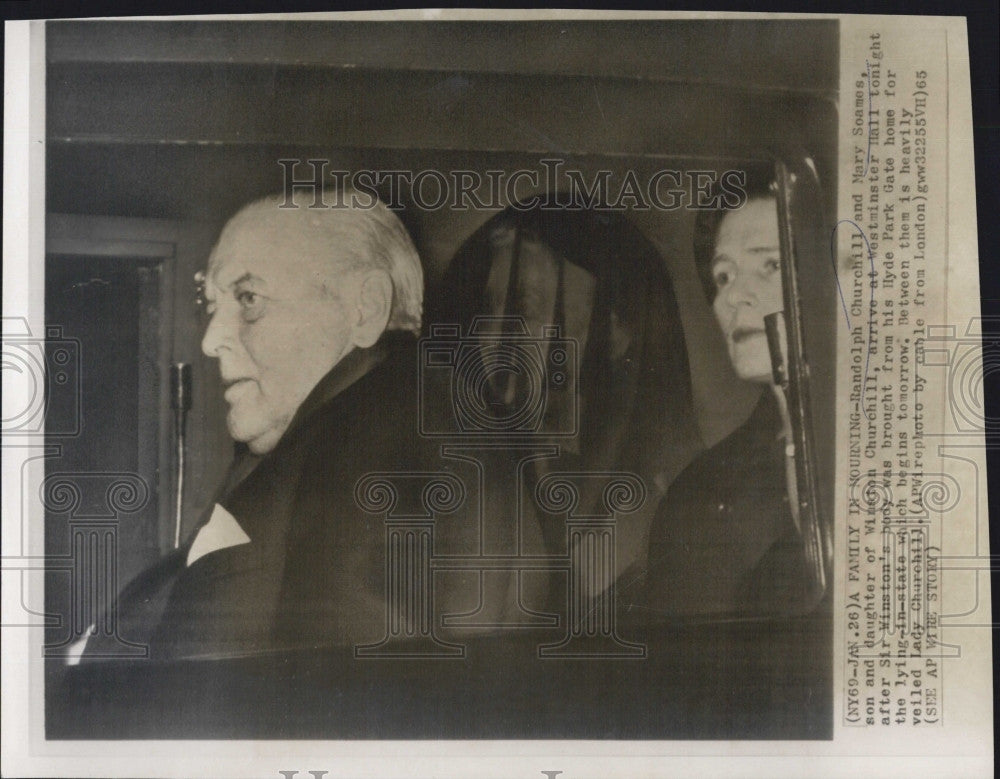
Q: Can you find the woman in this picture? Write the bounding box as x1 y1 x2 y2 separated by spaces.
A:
646 167 814 619
426 197 698 629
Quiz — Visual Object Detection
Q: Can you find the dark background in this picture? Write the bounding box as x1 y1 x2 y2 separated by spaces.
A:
31 16 841 739
2 0 995 741
38 18 840 595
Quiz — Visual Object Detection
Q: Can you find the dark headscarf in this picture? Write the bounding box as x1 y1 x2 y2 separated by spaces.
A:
428 198 696 485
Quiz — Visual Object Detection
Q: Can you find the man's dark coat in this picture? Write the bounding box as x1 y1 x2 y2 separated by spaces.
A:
83 335 421 661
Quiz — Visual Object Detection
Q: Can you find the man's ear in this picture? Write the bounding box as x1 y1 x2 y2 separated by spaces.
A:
350 268 393 348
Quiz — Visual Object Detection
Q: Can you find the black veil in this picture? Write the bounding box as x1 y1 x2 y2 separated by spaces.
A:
427 200 696 486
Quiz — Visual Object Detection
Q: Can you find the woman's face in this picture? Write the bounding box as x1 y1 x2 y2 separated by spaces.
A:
479 225 603 446
483 225 598 347
709 197 784 383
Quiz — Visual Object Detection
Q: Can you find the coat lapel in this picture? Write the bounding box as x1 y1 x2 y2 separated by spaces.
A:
151 342 394 659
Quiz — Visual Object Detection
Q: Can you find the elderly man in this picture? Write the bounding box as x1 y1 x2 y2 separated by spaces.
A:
80 190 424 661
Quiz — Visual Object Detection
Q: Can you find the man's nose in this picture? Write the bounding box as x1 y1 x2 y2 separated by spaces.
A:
201 307 233 358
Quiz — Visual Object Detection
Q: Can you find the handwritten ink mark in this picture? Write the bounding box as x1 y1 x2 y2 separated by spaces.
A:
832 219 878 421
864 59 874 178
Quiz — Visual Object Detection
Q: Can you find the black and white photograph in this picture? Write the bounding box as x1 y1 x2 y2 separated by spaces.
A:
1 9 993 778
36 17 837 740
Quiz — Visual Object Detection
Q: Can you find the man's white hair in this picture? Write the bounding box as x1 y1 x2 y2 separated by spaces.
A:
224 188 424 334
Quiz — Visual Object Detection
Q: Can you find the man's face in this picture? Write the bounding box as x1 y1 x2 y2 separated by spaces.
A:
710 197 783 383
201 208 358 454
